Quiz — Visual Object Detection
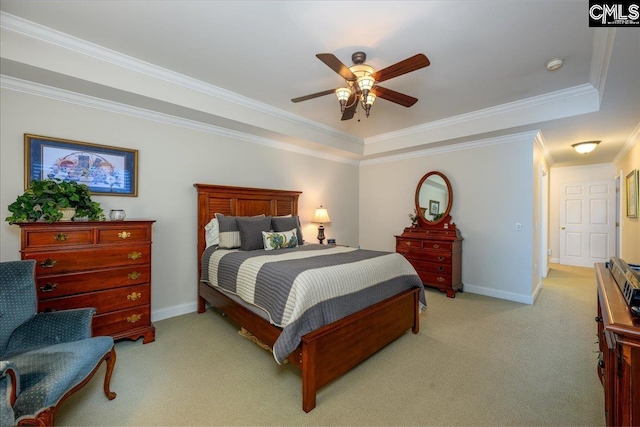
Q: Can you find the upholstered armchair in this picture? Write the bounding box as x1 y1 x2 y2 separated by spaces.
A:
0 260 116 426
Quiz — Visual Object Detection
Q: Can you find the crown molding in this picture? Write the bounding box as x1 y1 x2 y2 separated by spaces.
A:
533 131 555 167
0 75 360 166
364 84 598 144
360 131 541 166
590 28 616 103
613 121 640 166
0 11 362 146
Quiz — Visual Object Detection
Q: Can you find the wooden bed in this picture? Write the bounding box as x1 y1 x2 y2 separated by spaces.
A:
195 183 421 412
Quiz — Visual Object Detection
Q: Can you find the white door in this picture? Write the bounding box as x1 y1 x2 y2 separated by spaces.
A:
560 180 616 267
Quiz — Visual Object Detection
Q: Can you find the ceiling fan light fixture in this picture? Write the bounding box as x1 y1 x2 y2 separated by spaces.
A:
572 140 600 154
335 87 352 112
357 75 375 97
361 93 376 118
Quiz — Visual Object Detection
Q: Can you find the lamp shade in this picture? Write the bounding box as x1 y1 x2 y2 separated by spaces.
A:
572 141 600 154
312 206 331 224
335 87 351 102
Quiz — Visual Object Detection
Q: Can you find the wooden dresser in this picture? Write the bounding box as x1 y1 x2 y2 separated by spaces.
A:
595 262 640 426
395 227 463 298
18 220 156 344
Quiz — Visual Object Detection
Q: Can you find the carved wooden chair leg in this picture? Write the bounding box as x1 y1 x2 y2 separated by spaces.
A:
103 346 117 400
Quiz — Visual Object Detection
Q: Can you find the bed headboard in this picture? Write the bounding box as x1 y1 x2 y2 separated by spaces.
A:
194 183 302 271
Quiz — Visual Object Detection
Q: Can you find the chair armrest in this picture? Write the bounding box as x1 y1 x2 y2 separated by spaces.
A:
5 308 96 356
1 360 20 422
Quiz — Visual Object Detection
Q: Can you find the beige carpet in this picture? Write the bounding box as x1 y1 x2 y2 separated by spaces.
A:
55 264 605 426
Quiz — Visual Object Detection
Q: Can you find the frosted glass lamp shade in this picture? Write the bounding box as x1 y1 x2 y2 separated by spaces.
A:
312 206 331 224
572 141 600 154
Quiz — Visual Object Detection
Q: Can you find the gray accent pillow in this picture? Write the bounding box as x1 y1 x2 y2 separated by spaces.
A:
216 214 240 249
237 216 272 251
272 215 304 245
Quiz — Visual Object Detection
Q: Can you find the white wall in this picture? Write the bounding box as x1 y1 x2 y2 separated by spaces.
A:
0 89 359 320
359 133 537 304
615 139 640 263
549 163 617 263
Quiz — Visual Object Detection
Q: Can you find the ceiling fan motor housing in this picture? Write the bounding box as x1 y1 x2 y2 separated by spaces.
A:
352 51 367 64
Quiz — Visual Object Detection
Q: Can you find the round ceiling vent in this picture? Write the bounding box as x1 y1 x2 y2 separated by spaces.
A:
546 58 564 71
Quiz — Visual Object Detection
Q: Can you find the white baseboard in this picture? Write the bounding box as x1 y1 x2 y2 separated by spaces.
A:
550 257 560 263
151 301 198 322
463 283 536 305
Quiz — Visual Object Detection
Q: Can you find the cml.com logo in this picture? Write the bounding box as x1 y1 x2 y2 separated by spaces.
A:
589 1 640 26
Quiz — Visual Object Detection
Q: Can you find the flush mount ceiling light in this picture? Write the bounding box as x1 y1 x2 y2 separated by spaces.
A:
546 58 564 71
291 51 430 121
572 141 600 154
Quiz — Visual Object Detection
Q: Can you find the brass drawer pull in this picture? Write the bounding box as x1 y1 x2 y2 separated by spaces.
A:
438 256 445 261
127 314 142 323
39 283 58 293
127 292 142 301
118 231 131 239
128 251 142 260
128 271 142 280
437 276 445 282
53 233 68 241
39 259 58 268
405 241 411 246
433 244 440 249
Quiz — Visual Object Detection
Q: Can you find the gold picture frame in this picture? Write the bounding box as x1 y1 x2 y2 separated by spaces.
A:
627 169 638 218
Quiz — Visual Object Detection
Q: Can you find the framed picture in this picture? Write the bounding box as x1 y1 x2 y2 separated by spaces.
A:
25 134 138 196
429 200 440 216
627 169 638 218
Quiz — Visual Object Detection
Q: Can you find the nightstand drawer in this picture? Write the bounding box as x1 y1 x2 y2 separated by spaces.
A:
26 246 151 275
23 229 93 248
396 239 452 252
36 265 151 299
416 270 452 286
97 226 151 244
398 249 451 264
39 284 150 314
409 259 452 275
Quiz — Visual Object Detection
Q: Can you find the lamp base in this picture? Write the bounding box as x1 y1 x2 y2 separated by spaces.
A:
317 225 325 244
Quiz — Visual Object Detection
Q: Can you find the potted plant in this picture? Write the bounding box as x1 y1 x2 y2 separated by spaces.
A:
5 179 105 224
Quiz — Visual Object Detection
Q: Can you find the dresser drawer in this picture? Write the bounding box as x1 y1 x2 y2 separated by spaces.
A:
416 270 452 286
398 248 451 263
25 246 150 275
39 284 150 314
36 265 151 299
23 228 93 248
409 259 452 275
97 226 151 244
93 305 151 337
396 239 452 252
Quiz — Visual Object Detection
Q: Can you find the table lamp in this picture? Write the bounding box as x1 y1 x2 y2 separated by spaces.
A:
311 206 331 244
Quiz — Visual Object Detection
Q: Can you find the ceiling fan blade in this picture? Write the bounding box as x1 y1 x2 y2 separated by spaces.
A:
371 54 430 83
341 93 358 121
291 89 337 103
372 86 418 107
316 53 357 81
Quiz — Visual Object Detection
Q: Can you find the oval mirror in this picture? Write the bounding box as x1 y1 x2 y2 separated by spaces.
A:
415 171 452 225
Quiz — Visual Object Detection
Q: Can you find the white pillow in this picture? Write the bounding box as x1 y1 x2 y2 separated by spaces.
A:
204 217 219 248
262 228 298 251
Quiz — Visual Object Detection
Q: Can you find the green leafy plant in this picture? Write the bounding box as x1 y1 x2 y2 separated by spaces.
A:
5 179 104 224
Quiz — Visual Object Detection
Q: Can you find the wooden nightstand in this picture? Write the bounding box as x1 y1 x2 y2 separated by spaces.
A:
18 220 156 343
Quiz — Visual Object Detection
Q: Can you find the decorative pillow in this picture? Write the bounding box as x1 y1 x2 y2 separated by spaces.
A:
216 214 241 249
262 229 298 251
272 215 304 245
204 217 219 248
237 216 272 251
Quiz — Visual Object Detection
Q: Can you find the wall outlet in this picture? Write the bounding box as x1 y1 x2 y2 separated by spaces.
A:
548 249 552 255
515 223 522 231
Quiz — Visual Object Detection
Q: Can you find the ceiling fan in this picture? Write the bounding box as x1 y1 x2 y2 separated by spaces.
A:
291 51 430 121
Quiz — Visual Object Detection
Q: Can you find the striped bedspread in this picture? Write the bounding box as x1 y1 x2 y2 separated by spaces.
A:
201 244 425 363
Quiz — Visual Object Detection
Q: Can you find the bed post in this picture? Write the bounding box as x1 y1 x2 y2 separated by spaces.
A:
301 340 317 413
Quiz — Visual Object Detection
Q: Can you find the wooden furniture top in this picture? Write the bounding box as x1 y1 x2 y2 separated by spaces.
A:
595 262 640 347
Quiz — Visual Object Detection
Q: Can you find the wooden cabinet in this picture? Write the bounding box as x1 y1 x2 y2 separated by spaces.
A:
595 263 640 426
395 227 462 298
18 220 156 344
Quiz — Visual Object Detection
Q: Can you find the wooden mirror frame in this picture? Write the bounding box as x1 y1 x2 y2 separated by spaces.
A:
414 171 453 228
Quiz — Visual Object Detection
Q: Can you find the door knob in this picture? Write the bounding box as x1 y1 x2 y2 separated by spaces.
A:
561 226 566 229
